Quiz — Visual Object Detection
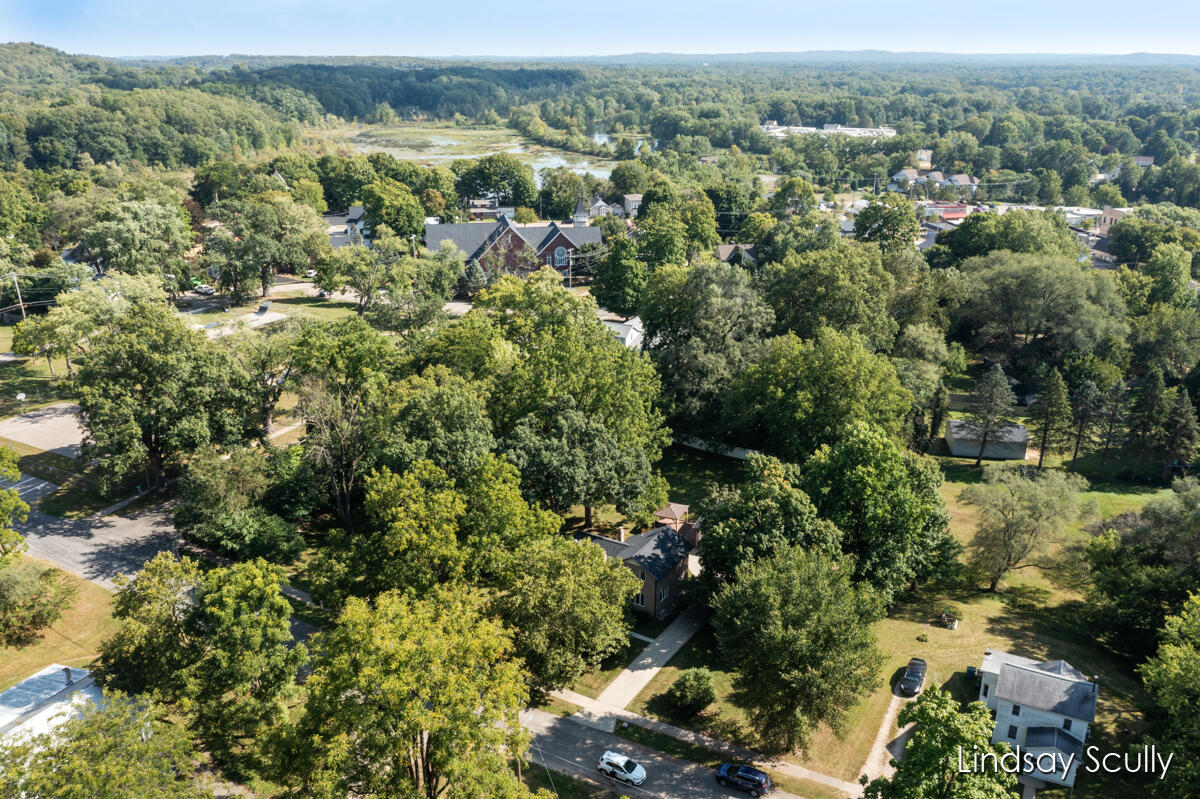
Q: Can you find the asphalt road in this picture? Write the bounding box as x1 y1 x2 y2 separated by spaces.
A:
522 709 798 799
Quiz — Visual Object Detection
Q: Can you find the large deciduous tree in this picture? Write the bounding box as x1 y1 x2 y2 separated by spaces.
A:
854 193 921 253
712 545 883 753
1139 594 1200 799
962 464 1087 591
278 587 536 799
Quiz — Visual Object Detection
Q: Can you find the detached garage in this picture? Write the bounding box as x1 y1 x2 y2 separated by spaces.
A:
945 420 1028 460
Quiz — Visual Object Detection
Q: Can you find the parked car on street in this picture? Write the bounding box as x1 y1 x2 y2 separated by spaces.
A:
195 284 215 295
899 657 927 696
716 763 772 796
305 269 317 278
597 750 647 786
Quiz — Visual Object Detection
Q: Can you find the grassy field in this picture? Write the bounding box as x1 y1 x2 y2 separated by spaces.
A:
328 122 617 179
521 765 621 799
0 558 117 691
657 445 744 506
0 354 72 418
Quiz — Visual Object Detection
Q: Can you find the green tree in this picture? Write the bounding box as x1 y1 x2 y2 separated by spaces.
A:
1096 380 1129 463
725 329 912 462
73 302 249 490
1142 243 1194 308
0 692 210 799
762 241 897 350
458 153 538 207
712 545 883 753
1129 368 1170 480
1139 593 1200 799
640 259 774 433
182 559 306 758
854 194 921 253
362 177 425 237
212 193 328 297
591 235 646 317
97 552 204 699
962 464 1088 591
862 686 1016 799
801 422 953 604
1027 367 1071 469
1068 379 1103 464
278 587 536 799
697 453 841 596
961 364 1018 467
81 199 193 280
0 448 29 566
637 202 688 266
1162 387 1200 482
493 535 639 695
933 209 1081 266
502 395 651 527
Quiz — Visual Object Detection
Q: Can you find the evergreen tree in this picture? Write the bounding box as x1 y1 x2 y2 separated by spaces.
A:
963 364 1017 467
1162 387 1200 482
1068 379 1103 465
1097 380 1129 463
1027 367 1071 469
1129 369 1169 480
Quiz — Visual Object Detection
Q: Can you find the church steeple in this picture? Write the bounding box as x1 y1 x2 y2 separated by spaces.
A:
573 193 589 226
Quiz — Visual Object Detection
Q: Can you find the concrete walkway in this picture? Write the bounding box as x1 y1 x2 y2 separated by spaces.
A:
861 693 910 783
594 603 709 711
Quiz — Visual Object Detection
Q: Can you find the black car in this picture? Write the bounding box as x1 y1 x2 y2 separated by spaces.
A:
716 763 772 796
899 657 927 696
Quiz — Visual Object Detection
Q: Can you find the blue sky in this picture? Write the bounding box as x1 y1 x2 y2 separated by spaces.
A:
4 0 1200 57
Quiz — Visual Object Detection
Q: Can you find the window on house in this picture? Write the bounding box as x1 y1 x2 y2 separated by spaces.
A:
639 569 645 581
658 586 668 602
982 684 989 698
1063 719 1072 731
1007 725 1018 740
1011 704 1021 716
633 592 644 607
554 246 568 267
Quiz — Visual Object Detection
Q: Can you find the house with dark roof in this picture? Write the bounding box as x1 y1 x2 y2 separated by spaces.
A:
574 525 693 619
978 650 1098 789
715 243 758 267
424 216 602 275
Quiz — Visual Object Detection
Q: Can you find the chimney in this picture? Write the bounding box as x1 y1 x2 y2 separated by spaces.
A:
618 527 626 543
63 667 74 686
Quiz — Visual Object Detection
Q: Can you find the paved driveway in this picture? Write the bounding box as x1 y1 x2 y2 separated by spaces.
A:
19 505 178 590
0 403 85 458
523 709 800 799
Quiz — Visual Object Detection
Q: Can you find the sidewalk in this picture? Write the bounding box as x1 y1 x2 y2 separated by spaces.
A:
594 603 709 710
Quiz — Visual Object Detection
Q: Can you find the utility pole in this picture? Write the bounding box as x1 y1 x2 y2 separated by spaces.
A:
10 273 25 320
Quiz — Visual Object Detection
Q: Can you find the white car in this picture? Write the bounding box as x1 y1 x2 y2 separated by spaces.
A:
195 284 215 295
597 750 647 786
305 269 318 278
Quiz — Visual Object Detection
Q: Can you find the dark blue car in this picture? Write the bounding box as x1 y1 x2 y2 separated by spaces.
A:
716 763 772 796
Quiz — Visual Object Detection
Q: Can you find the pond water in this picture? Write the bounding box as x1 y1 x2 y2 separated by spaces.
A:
348 127 614 184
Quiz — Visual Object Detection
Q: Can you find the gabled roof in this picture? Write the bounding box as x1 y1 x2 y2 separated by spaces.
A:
425 219 600 261
622 525 693 580
573 531 630 560
996 661 1097 722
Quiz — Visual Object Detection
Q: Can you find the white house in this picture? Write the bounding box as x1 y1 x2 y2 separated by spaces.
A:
978 650 1098 789
945 420 1028 460
601 316 644 351
0 664 101 743
623 194 644 217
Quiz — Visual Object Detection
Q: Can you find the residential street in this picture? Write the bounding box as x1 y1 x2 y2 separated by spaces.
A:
522 709 801 799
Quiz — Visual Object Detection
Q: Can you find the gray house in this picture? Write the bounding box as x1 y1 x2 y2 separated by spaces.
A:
978 650 1097 789
945 420 1028 460
574 525 693 619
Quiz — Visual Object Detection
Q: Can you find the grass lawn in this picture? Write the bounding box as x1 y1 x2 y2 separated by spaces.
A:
533 694 583 717
571 635 645 699
0 558 117 691
631 606 682 639
270 295 360 323
521 764 620 799
657 444 744 506
0 358 73 418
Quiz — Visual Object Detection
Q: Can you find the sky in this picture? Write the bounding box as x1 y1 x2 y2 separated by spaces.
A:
4 0 1200 58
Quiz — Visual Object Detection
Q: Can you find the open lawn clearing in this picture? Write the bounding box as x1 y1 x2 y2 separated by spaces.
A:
0 558 116 691
522 766 621 799
658 445 744 507
0 358 72 418
269 294 360 322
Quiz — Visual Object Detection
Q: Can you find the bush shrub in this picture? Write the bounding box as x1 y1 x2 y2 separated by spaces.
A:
667 667 717 715
0 561 76 647
186 509 303 563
